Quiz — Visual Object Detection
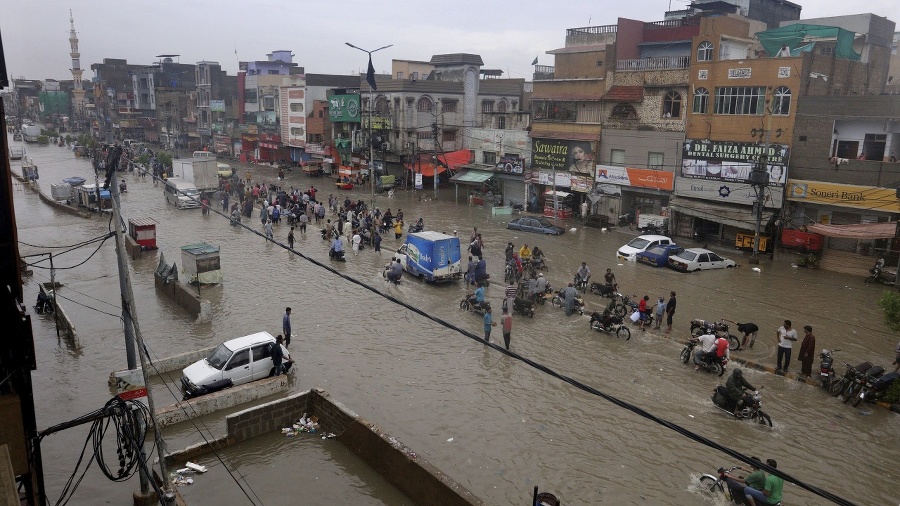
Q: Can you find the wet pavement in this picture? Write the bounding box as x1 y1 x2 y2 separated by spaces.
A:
12 137 900 505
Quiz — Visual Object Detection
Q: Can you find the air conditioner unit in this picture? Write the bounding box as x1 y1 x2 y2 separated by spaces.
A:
381 143 389 150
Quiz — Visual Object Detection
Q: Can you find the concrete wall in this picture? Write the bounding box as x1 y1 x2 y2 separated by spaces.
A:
155 375 291 427
166 389 482 505
154 274 203 315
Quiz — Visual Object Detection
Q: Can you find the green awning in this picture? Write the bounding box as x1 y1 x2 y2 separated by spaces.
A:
756 24 861 61
450 170 494 184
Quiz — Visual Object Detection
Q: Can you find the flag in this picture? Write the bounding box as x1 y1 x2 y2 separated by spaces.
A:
531 56 538 65
366 54 377 91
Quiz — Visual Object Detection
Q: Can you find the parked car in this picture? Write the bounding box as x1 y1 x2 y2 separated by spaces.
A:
507 216 566 235
616 235 674 261
636 244 684 267
181 332 292 398
667 248 736 272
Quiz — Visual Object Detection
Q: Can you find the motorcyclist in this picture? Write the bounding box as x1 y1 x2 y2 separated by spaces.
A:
531 246 544 269
505 242 515 262
725 368 756 416
519 243 532 263
693 333 717 369
474 257 488 284
604 268 617 290
714 335 730 363
575 262 591 288
387 258 403 282
533 273 548 301
412 217 424 233
467 282 487 310
330 236 344 258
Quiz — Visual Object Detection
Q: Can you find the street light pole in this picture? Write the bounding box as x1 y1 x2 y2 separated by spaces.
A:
345 42 392 211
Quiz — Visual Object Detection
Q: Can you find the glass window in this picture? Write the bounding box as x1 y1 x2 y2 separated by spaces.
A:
226 349 250 370
680 251 697 261
693 88 709 114
498 100 508 113
697 41 714 62
698 253 709 263
483 151 497 164
662 91 681 118
416 98 433 113
205 344 233 370
772 86 791 115
482 101 494 113
252 344 272 362
442 101 457 113
396 71 404 80
714 86 766 115
648 152 664 170
709 253 723 261
498 116 506 130
610 149 625 166
289 103 303 113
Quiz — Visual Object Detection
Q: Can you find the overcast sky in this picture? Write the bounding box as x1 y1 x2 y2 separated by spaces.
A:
2 0 897 84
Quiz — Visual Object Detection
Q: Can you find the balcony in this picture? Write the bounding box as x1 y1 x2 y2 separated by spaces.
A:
533 65 555 80
616 56 690 72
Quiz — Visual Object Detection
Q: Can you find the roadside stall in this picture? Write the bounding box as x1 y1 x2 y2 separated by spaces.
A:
180 243 223 285
75 184 111 212
543 190 573 219
128 218 158 251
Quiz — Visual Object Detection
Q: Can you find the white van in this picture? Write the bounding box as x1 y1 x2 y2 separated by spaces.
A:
193 151 215 160
163 177 201 209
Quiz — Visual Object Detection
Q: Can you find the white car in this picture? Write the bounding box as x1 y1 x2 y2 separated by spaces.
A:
667 248 736 272
181 332 292 398
616 235 674 261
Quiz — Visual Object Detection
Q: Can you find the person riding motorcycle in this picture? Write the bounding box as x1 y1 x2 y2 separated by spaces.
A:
410 217 424 233
466 282 487 310
531 246 545 269
505 242 515 262
575 262 591 290
725 368 756 416
330 236 345 259
386 258 403 282
604 268 618 291
694 333 717 369
474 257 489 284
519 244 532 263
533 273 548 301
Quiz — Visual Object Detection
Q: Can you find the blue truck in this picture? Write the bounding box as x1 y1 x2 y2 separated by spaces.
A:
395 231 462 283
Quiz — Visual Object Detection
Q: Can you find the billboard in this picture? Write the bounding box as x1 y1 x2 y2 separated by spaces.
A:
595 165 674 191
531 138 595 174
496 155 524 175
681 139 789 187
327 92 361 123
210 99 226 112
786 180 900 212
674 178 783 207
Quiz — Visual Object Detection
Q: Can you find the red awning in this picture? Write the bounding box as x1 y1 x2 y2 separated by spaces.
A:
404 149 472 177
602 86 644 102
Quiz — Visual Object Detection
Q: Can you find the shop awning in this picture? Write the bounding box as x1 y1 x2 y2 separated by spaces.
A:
806 222 896 239
545 190 571 198
602 86 644 102
450 170 494 184
671 197 772 231
404 149 472 177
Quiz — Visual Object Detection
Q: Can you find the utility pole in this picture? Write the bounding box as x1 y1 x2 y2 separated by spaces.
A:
432 121 440 199
748 98 783 264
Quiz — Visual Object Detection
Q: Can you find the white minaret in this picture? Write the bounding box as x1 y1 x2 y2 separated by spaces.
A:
69 10 86 113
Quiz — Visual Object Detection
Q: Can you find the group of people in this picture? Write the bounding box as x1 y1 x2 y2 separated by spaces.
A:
722 455 785 506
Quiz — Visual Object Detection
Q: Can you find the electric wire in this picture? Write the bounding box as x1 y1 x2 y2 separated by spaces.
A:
23 232 114 269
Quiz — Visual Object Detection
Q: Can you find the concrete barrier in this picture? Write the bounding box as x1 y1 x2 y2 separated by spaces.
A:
154 275 205 316
154 375 291 428
11 172 91 219
165 389 482 505
50 299 79 347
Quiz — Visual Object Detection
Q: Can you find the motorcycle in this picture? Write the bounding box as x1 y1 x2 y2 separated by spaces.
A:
505 262 519 285
712 386 773 426
690 319 740 351
408 222 424 234
329 248 345 262
817 348 840 390
33 291 55 315
640 222 667 236
864 267 896 286
118 181 127 193
507 297 535 318
589 311 631 340
696 465 771 505
459 294 489 315
230 210 242 227
843 365 885 405
588 282 616 298
382 265 401 284
854 371 900 406
533 283 553 305
574 274 589 294
828 360 873 397
680 337 726 376
551 289 585 315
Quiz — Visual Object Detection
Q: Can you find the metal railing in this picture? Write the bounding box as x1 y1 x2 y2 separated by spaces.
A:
644 17 700 29
566 25 617 36
615 56 691 71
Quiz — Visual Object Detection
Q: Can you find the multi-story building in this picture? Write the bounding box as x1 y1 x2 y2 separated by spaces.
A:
888 31 900 94
131 57 196 143
195 61 237 151
278 73 359 164
90 58 143 140
361 54 527 203
674 12 895 246
664 0 801 29
238 51 302 162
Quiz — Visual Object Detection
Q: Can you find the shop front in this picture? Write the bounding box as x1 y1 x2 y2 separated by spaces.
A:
529 137 597 219
213 134 231 157
258 133 281 163
594 165 674 227
449 168 496 205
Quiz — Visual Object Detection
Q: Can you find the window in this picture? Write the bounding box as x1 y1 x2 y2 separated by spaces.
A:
263 97 276 110
410 72 418 80
226 349 250 370
610 149 625 166
498 100 508 113
251 344 272 362
610 103 637 119
714 86 765 115
772 86 791 115
662 91 681 118
290 127 305 136
442 131 456 142
862 134 887 160
648 152 664 170
498 116 506 130
318 110 323 118
416 97 433 113
416 131 431 140
596 60 604 67
396 71 404 80
290 102 303 113
482 101 494 113
268 70 279 75
375 97 390 114
697 41 713 62
483 151 497 164
692 88 709 114
442 101 457 113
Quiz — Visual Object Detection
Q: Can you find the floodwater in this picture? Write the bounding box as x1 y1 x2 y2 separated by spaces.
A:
13 138 900 505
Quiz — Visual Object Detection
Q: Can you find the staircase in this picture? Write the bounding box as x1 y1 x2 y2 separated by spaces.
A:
814 249 874 276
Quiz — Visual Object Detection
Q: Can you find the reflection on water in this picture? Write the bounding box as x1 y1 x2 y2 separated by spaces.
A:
14 138 900 505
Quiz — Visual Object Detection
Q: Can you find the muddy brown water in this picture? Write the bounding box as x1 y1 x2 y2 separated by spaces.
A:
13 139 900 505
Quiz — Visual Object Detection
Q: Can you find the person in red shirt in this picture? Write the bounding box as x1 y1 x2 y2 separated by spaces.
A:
714 335 730 363
638 295 649 331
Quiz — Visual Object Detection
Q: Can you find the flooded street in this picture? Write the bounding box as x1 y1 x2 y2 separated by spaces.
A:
14 138 900 505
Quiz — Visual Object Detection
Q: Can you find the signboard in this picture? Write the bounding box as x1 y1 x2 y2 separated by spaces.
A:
114 369 147 401
728 68 752 79
210 99 226 112
595 165 674 191
570 174 593 193
682 139 789 187
778 67 791 78
674 177 783 207
536 169 571 187
786 180 900 213
415 172 423 190
326 92 361 123
531 138 595 174
496 156 524 175
369 116 391 130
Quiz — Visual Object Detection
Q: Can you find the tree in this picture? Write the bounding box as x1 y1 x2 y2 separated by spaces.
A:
877 291 900 333
157 153 173 168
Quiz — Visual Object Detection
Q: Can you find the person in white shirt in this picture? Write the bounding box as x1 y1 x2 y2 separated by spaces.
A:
776 319 798 372
351 232 362 254
694 333 717 369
